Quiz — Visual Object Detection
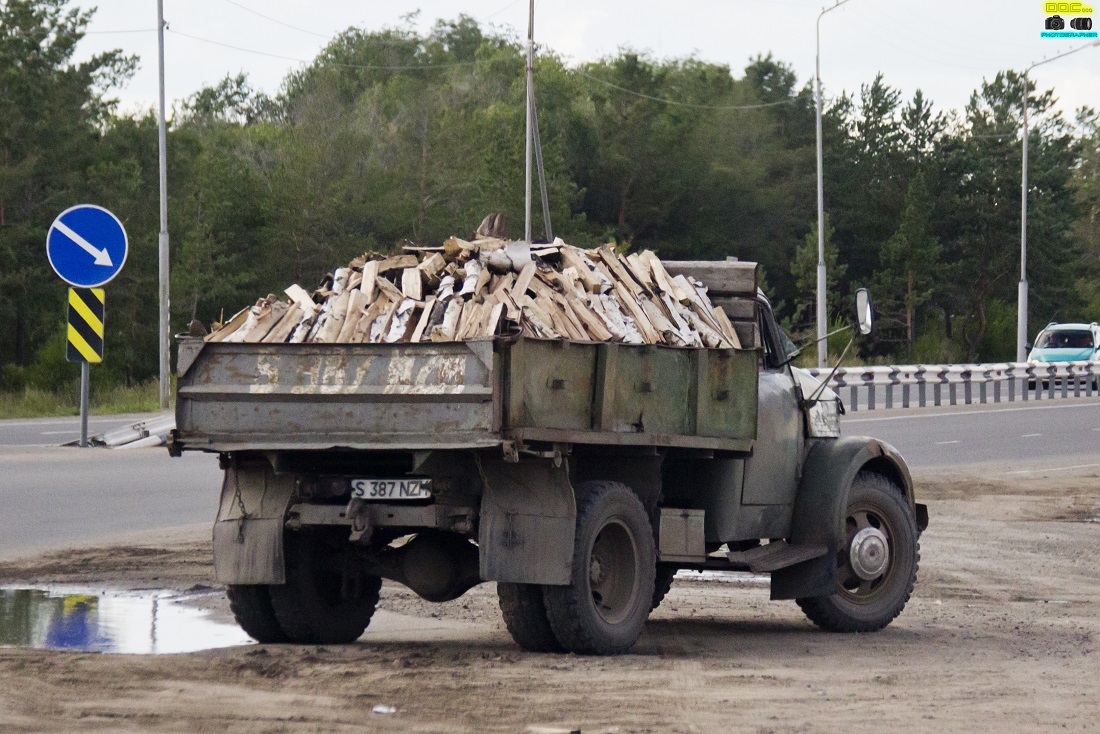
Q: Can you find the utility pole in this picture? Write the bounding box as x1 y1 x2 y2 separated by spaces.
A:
157 0 170 408
814 0 854 368
524 0 534 244
1017 39 1099 362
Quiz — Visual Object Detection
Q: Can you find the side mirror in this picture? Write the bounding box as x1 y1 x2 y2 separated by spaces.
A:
855 288 872 336
1025 342 1033 351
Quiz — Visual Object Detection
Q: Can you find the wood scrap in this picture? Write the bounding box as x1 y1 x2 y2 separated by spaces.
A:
262 305 303 344
377 254 417 273
711 306 742 349
374 275 405 303
206 306 250 342
410 297 437 343
205 232 753 351
360 261 380 303
335 290 368 343
401 268 423 301
512 262 537 299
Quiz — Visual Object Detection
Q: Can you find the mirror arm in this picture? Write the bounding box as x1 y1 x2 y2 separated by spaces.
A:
805 333 856 406
795 323 851 348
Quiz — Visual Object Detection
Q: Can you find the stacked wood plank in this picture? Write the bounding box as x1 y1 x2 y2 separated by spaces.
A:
204 238 742 349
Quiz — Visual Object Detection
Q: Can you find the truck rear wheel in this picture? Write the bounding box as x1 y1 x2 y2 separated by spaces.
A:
797 472 919 632
543 481 656 655
651 564 677 611
268 533 382 644
497 583 563 652
226 585 289 643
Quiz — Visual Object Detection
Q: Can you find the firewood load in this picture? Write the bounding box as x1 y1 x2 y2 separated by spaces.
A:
204 237 743 350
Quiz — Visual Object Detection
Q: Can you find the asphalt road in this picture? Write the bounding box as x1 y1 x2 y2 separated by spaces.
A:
1 399 1097 559
0 414 222 561
846 398 1100 470
0 412 166 448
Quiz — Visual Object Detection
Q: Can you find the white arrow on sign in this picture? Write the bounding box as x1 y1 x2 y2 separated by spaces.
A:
53 218 114 267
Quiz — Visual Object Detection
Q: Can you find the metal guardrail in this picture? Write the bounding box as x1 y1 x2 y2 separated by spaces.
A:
805 361 1100 411
95 414 175 448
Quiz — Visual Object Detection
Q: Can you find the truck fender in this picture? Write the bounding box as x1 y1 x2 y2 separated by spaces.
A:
212 460 296 585
771 436 922 600
478 457 576 586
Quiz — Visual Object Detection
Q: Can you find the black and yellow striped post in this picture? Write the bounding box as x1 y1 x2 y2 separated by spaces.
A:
66 288 104 447
66 288 105 364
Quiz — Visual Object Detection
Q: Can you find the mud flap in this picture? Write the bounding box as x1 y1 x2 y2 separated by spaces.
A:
478 458 576 586
212 461 296 585
770 554 837 600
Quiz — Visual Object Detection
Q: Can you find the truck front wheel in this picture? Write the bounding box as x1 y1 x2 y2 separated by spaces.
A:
542 481 656 655
267 532 382 644
797 472 919 632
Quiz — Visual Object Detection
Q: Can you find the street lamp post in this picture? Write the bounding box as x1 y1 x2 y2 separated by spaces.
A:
1017 39 1100 363
524 0 534 243
815 0 854 368
156 0 170 408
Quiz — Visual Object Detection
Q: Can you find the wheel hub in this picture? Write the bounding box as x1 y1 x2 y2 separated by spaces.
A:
849 526 890 580
589 556 606 586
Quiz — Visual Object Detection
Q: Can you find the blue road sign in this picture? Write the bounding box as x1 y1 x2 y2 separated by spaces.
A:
46 204 128 288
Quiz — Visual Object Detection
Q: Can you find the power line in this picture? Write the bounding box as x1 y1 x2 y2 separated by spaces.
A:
219 0 528 46
483 0 527 20
577 71 800 111
220 0 328 39
84 28 158 35
168 28 502 70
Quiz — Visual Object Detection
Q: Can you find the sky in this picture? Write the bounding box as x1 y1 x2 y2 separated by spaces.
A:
74 0 1099 124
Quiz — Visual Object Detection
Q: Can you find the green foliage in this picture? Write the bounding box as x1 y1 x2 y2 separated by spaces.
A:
791 215 846 330
911 317 963 365
0 1 1096 397
0 380 162 419
873 172 941 358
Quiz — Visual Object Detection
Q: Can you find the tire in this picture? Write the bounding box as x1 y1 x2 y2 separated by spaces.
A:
267 532 382 644
226 585 290 643
797 472 919 633
542 481 656 655
651 564 677 611
497 583 563 652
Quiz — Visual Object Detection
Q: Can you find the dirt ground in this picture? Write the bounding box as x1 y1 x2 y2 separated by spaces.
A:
1 465 1098 734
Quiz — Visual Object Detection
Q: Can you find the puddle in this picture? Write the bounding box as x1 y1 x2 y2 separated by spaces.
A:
675 570 770 586
0 586 253 654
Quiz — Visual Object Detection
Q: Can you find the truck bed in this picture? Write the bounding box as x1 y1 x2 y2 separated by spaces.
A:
172 336 758 454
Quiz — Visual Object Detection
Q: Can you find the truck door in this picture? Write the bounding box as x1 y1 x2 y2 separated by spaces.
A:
741 301 801 506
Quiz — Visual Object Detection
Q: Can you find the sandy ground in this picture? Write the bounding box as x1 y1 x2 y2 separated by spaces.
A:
1 465 1098 734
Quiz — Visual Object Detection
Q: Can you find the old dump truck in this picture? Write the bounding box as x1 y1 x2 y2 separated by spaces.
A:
169 260 928 655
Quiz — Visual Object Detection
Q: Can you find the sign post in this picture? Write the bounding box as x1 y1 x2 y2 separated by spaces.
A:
47 205 128 446
66 287 105 446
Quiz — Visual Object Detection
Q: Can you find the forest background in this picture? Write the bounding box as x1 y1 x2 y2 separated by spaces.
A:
2 0 1098 394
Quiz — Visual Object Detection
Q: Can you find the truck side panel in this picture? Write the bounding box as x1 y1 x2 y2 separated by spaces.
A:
175 340 499 452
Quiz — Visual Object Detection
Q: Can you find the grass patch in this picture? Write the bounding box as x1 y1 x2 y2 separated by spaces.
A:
0 381 167 420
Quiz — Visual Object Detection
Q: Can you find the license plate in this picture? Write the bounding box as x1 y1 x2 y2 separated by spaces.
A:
351 478 432 501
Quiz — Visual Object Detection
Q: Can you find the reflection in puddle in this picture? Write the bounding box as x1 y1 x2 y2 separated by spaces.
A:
0 586 252 654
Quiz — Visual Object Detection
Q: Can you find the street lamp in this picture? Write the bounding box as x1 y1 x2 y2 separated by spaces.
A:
815 0 855 368
1017 39 1100 363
